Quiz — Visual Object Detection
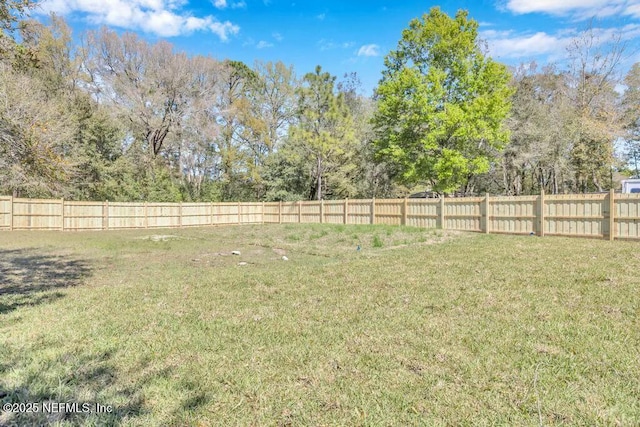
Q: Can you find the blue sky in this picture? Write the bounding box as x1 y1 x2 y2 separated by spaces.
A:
37 0 640 95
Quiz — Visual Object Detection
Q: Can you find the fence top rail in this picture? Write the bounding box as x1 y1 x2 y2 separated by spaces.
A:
376 198 406 203
175 202 211 208
546 194 607 200
406 199 440 204
212 202 246 206
492 196 538 202
345 199 376 203
445 197 484 203
615 193 640 199
64 201 105 206
13 198 64 204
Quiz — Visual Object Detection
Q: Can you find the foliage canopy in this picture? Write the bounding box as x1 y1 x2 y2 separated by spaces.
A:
373 7 513 193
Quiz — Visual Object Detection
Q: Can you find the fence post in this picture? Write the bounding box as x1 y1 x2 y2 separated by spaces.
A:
609 189 616 241
9 195 13 231
344 198 349 224
144 202 149 229
179 202 183 228
371 198 376 225
402 198 408 226
210 202 214 226
440 196 446 230
61 198 65 231
238 202 242 225
320 199 324 224
278 201 282 224
262 201 265 225
298 201 302 223
539 190 545 237
484 193 490 234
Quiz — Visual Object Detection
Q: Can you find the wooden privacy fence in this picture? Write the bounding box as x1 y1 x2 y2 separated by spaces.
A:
1 191 640 240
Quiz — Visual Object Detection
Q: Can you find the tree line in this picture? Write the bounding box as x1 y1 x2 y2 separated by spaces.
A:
1 3 639 201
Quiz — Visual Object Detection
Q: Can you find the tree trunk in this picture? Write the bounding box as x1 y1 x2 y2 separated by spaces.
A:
316 156 322 201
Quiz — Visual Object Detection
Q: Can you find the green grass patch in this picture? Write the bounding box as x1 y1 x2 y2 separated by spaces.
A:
1 225 639 425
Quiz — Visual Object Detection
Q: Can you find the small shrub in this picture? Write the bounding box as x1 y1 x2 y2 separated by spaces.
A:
372 234 383 248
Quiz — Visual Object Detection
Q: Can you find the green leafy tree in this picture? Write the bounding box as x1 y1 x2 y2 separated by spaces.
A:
212 60 260 201
287 65 357 200
373 7 512 194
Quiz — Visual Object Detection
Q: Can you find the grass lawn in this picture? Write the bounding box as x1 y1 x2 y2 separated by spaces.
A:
1 224 639 426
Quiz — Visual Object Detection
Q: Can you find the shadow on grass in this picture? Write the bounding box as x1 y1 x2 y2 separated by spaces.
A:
0 249 92 315
0 349 213 425
0 349 156 426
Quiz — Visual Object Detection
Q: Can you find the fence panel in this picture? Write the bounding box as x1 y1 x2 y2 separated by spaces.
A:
64 201 104 230
348 199 372 225
615 193 640 239
445 198 482 232
0 197 11 230
300 201 321 223
240 203 263 224
323 201 345 224
108 202 145 229
211 203 240 224
181 203 210 227
147 203 180 228
12 198 63 230
375 199 403 226
545 194 606 238
490 196 537 235
263 202 280 223
280 202 299 223
407 199 439 229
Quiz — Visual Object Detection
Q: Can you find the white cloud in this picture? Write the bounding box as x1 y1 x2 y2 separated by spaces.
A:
357 44 380 57
482 23 640 60
505 0 640 19
257 40 273 49
316 13 325 20
484 30 568 58
629 3 640 16
273 32 283 41
39 0 240 40
212 0 245 8
209 21 240 41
